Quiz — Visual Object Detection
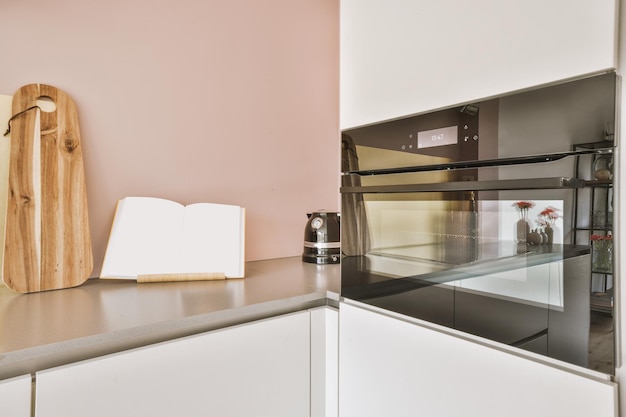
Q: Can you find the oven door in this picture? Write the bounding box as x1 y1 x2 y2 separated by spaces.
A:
339 72 616 371
340 174 593 367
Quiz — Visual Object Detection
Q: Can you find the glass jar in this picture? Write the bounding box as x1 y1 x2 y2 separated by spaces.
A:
593 155 613 181
592 239 613 273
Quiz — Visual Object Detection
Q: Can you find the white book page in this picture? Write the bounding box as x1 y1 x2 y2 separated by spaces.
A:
100 197 185 278
181 203 244 277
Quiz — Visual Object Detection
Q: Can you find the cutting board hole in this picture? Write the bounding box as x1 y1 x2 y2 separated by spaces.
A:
37 96 56 113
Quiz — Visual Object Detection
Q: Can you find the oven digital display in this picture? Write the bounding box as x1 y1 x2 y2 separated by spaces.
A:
417 126 458 149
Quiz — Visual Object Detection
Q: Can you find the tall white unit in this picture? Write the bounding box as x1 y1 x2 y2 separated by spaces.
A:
340 0 617 129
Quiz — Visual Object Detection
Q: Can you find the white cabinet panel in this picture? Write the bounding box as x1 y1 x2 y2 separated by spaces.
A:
340 0 617 128
311 307 338 417
0 374 31 417
36 311 310 417
339 301 617 417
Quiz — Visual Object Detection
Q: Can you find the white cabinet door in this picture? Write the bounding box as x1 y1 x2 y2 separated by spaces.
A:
310 306 338 417
340 0 617 128
0 374 31 417
339 301 617 417
36 311 310 417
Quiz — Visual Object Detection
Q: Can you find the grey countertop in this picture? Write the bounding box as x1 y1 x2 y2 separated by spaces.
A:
0 257 340 380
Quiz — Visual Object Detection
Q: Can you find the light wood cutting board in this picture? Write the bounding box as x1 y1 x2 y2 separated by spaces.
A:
3 84 92 292
0 95 12 289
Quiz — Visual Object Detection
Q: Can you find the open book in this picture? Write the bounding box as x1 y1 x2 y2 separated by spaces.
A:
100 197 245 281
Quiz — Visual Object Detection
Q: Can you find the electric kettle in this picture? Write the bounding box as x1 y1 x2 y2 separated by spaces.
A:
302 211 340 264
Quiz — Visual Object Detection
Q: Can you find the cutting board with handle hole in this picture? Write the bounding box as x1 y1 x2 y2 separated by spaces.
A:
3 84 92 292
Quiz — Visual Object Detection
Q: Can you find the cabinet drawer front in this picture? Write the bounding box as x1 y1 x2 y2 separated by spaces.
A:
36 312 311 417
339 301 617 417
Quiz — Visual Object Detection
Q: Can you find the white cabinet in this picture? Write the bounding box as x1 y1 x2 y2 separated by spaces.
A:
340 0 618 128
339 301 617 417
36 311 311 417
0 374 31 417
310 307 338 417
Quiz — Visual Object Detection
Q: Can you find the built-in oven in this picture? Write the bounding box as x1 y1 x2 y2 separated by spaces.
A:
340 72 617 372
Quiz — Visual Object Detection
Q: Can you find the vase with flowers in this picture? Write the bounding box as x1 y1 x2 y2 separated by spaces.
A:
512 201 534 244
538 206 561 245
591 234 613 272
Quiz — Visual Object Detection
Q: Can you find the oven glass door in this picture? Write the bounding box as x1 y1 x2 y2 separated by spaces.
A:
340 72 617 372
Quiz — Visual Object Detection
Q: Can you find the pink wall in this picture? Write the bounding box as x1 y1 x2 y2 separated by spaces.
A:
0 0 339 276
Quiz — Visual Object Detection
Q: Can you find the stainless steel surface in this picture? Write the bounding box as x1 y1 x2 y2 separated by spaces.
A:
344 148 614 176
341 177 586 193
0 257 340 380
341 133 371 257
302 212 341 264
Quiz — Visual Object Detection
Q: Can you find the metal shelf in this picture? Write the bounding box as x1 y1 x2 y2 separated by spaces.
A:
584 180 613 187
572 141 614 314
591 290 614 315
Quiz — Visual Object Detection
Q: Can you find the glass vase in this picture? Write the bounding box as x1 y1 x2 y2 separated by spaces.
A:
592 240 613 273
544 224 553 244
593 155 613 181
527 229 542 245
516 217 530 243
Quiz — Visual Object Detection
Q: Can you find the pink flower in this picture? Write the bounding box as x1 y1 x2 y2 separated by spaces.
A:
513 201 535 210
512 201 535 219
538 206 561 225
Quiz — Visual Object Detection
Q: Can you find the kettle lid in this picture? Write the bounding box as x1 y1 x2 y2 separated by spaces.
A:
307 210 339 218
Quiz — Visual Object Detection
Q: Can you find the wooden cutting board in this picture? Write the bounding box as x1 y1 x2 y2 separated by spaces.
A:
3 84 92 292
